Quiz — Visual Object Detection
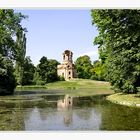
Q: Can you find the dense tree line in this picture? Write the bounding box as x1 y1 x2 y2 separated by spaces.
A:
33 56 60 85
91 9 140 93
16 54 103 87
15 56 60 86
16 54 103 86
75 55 105 81
0 9 27 95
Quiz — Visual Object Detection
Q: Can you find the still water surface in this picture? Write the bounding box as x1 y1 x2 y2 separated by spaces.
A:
0 90 140 131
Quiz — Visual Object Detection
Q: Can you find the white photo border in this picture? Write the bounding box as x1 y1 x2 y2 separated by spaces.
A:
0 0 140 140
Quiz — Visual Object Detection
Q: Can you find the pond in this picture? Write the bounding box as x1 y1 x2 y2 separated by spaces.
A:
0 90 140 131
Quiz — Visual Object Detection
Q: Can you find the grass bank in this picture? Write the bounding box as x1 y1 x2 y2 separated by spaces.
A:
106 92 140 108
46 79 110 89
16 79 113 97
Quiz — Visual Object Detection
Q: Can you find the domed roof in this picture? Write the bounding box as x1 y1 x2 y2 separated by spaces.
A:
63 50 73 55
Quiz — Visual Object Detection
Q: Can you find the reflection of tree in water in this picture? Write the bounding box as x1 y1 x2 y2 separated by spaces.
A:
38 108 48 121
38 107 58 121
72 97 93 121
74 108 92 120
23 107 50 122
23 108 35 121
99 102 140 130
0 108 25 130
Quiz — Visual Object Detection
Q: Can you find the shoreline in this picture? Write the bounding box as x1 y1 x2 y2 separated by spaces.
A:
106 93 140 108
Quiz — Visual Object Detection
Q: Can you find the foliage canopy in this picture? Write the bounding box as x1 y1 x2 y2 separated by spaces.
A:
33 56 60 85
0 9 26 95
91 9 140 93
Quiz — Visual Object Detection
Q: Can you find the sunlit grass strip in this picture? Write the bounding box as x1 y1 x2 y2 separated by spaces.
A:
106 92 140 108
16 79 112 90
16 85 47 90
46 79 111 89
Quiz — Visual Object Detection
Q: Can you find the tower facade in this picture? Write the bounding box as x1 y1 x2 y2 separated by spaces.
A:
57 50 77 80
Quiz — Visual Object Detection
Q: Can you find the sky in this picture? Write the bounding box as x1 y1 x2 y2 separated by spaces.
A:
16 10 99 66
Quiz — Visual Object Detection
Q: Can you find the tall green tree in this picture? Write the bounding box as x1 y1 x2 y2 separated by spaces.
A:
37 56 49 84
90 60 105 81
0 54 16 95
22 56 35 85
47 59 60 83
14 28 27 85
91 9 140 93
33 56 60 85
33 68 44 85
0 9 27 95
75 55 93 79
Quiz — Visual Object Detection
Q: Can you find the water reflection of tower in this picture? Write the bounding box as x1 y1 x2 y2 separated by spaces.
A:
57 95 73 109
57 95 73 126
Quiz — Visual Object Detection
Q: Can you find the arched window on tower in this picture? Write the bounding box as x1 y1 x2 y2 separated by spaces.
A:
62 73 64 77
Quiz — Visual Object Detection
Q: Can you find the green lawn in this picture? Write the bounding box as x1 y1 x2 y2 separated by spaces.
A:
16 79 113 96
47 78 111 89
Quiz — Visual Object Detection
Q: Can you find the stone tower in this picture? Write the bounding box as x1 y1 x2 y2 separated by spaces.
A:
57 50 77 80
